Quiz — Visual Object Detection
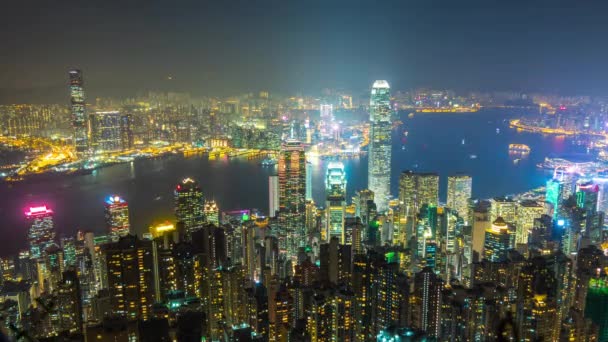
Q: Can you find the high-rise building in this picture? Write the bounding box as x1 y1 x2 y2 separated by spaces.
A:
594 173 608 214
204 200 219 225
483 217 512 262
546 178 563 220
26 205 56 259
447 174 472 224
69 69 88 154
104 195 130 237
174 178 205 238
306 161 313 201
278 140 307 258
89 111 122 153
585 276 608 341
269 175 279 217
325 161 347 242
101 235 155 321
354 189 375 225
489 197 517 225
515 200 544 245
399 171 440 216
368 80 392 212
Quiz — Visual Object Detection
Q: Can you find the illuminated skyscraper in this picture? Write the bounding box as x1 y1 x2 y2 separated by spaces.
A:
269 175 279 217
515 200 544 245
69 69 88 154
174 178 205 238
593 173 608 214
483 217 512 262
368 80 392 212
354 189 375 225
326 161 347 242
278 140 307 258
104 195 130 237
102 235 155 321
585 276 608 341
489 197 517 225
89 111 122 153
26 205 56 259
447 174 472 224
204 199 219 225
306 161 313 201
546 178 563 220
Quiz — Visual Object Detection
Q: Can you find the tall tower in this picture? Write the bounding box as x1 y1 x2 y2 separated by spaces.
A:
26 205 56 259
104 195 131 237
269 175 279 217
174 178 205 238
278 140 307 258
447 174 472 224
69 69 88 155
368 80 392 212
325 162 347 242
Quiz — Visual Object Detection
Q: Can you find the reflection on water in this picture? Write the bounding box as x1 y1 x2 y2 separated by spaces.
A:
0 109 589 255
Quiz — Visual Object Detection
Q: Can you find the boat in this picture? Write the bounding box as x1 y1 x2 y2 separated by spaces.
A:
469 154 478 159
260 158 277 166
408 112 415 118
509 144 531 153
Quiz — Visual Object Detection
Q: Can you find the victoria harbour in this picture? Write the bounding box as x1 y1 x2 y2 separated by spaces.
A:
0 109 587 254
5 2 608 340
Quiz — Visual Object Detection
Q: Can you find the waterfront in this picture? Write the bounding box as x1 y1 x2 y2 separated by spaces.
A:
0 109 590 255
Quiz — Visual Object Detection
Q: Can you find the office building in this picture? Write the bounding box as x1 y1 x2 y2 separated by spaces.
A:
174 178 205 238
325 161 347 242
278 140 307 258
447 174 472 224
26 205 56 259
269 175 279 217
483 217 512 262
69 69 88 154
89 111 122 153
515 200 544 246
368 80 392 212
104 195 130 237
204 200 219 225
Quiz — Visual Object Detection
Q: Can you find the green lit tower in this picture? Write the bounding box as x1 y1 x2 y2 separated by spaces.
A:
69 69 88 155
174 178 205 238
585 276 608 341
546 178 563 220
325 161 347 243
368 80 392 212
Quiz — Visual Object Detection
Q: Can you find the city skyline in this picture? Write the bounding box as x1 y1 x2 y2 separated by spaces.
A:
3 2 608 340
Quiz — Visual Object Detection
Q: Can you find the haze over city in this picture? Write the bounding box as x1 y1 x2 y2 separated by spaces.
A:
3 1 608 341
3 0 608 102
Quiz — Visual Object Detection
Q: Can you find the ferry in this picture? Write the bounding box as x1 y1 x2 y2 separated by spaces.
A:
509 144 531 153
260 158 277 166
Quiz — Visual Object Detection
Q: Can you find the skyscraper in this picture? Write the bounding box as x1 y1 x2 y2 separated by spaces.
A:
447 174 472 224
515 200 544 246
325 162 347 242
69 69 88 155
368 80 392 212
89 111 123 153
269 175 279 217
204 200 219 225
104 195 130 237
174 178 205 238
277 140 307 258
102 235 155 321
26 205 56 259
483 217 512 262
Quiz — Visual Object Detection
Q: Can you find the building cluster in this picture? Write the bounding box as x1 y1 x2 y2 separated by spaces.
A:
3 80 608 341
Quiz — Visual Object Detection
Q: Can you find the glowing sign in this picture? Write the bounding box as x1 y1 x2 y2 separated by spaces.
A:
105 195 125 205
557 219 565 227
25 206 53 216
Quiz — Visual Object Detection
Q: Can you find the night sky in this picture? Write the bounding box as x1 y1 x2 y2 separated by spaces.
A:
1 0 608 102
